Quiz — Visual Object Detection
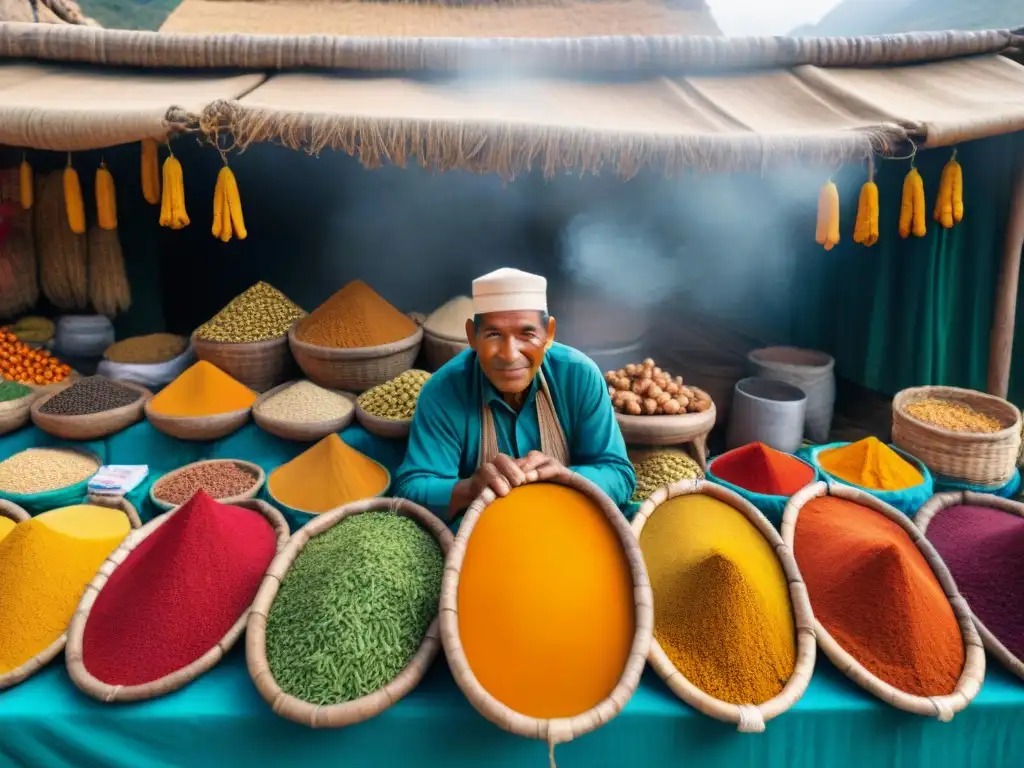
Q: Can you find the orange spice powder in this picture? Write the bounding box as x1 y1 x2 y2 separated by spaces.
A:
268 434 390 513
295 280 416 349
148 361 257 417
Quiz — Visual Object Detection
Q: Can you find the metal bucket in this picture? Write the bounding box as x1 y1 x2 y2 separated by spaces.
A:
726 377 808 453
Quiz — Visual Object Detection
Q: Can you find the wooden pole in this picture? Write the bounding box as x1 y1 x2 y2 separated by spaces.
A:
988 149 1024 398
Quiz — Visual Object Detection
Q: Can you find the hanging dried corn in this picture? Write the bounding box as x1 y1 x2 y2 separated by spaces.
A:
141 138 161 206
898 164 926 239
63 154 86 235
816 177 840 251
159 146 190 230
19 156 32 211
95 161 118 231
933 149 963 229
853 157 880 247
211 161 247 242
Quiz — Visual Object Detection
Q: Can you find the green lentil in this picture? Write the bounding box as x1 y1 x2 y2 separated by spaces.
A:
0 380 32 403
357 370 430 421
266 512 443 705
631 448 703 503
195 282 305 343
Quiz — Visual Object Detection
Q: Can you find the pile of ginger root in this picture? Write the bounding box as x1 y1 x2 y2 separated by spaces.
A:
605 358 713 417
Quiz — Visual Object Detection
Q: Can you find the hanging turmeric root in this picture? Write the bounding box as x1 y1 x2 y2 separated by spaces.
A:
951 154 963 223
816 178 840 251
63 155 86 235
159 152 189 230
95 162 118 231
854 180 879 246
19 157 32 211
211 165 247 242
141 139 161 206
899 167 926 239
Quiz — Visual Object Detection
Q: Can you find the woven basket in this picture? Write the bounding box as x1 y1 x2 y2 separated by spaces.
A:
288 324 423 393
355 403 411 440
0 493 141 693
916 491 1024 682
144 400 251 441
149 459 266 512
892 386 1022 487
252 381 356 442
630 479 815 731
0 498 29 525
0 391 36 436
246 496 453 727
31 381 152 441
422 328 469 372
616 406 716 468
191 332 293 394
440 468 653 753
86 492 143 529
65 498 289 703
780 481 985 719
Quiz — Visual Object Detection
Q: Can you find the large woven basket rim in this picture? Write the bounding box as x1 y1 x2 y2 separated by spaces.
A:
916 490 1024 682
0 445 103 502
266 457 392 516
246 496 454 728
0 495 141 692
0 498 29 524
149 458 267 512
630 478 816 730
30 380 152 439
892 385 1022 443
288 322 424 361
354 402 412 439
615 403 717 443
190 331 290 352
65 498 290 703
439 469 653 745
252 380 357 440
780 481 986 718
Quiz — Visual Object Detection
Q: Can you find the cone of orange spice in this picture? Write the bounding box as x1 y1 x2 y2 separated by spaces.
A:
0 328 71 386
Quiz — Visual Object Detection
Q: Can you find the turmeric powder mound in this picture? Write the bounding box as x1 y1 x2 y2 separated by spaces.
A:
296 280 417 349
639 494 796 705
268 434 389 514
148 361 257 417
818 437 923 491
0 505 130 674
457 484 635 719
0 516 15 543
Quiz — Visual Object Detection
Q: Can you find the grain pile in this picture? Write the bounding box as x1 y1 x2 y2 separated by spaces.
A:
903 398 1003 434
266 512 443 705
105 334 188 364
0 167 38 317
38 376 140 416
607 358 713 416
631 449 702 503
424 296 473 340
87 227 132 318
296 280 416 349
0 448 98 494
152 462 260 507
35 171 88 311
256 381 353 423
357 370 430 421
195 282 305 343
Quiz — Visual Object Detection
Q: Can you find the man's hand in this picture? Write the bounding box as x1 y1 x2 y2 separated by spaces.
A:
448 454 526 518
517 450 568 483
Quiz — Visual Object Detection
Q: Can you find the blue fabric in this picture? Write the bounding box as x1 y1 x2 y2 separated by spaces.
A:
933 469 1023 499
706 454 819 529
800 442 934 518
394 344 636 515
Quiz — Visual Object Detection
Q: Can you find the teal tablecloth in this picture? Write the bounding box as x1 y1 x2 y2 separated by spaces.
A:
1 423 1024 767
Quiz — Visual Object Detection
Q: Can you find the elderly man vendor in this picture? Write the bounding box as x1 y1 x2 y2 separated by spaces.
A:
394 268 635 519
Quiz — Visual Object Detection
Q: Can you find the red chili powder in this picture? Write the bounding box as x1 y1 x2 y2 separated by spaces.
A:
712 442 815 496
794 496 964 696
81 490 277 685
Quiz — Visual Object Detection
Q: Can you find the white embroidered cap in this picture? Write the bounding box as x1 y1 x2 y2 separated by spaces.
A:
472 268 547 316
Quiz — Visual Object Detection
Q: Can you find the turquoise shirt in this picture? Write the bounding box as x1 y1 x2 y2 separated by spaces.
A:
393 343 636 514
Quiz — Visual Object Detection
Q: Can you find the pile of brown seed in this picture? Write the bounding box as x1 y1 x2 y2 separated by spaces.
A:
39 376 141 416
152 461 260 506
904 398 1003 434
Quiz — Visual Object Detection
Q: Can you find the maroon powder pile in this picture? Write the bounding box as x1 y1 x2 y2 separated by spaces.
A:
81 490 277 685
926 504 1024 660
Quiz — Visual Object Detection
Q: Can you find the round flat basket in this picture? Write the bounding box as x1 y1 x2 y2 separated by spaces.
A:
354 403 412 440
65 499 289 703
422 328 468 372
440 468 653 754
144 399 251 441
0 498 29 525
916 491 1024 682
0 391 36 436
0 446 103 515
288 324 423 393
0 494 141 693
780 481 985 718
149 459 267 512
246 496 453 727
616 405 716 447
252 381 356 442
630 478 816 731
191 333 292 394
31 381 152 441
892 386 1021 488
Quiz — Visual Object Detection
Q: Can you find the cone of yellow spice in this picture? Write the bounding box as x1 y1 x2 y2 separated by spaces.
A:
811 436 931 516
145 361 257 440
0 505 131 690
267 434 390 516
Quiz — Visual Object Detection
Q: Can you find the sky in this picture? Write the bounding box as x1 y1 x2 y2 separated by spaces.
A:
707 0 841 36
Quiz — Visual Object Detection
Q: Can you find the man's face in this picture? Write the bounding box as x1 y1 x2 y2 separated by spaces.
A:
467 311 556 394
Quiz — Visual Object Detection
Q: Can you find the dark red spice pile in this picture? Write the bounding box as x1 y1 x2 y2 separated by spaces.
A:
81 490 277 685
711 442 815 496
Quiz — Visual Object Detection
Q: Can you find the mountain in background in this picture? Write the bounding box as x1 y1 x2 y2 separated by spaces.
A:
792 0 1024 36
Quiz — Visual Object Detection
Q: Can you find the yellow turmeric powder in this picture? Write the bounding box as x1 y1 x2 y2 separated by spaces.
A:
148 361 257 417
0 516 15 543
639 494 795 705
296 280 417 349
458 484 635 719
268 434 389 514
818 437 923 491
0 505 130 674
